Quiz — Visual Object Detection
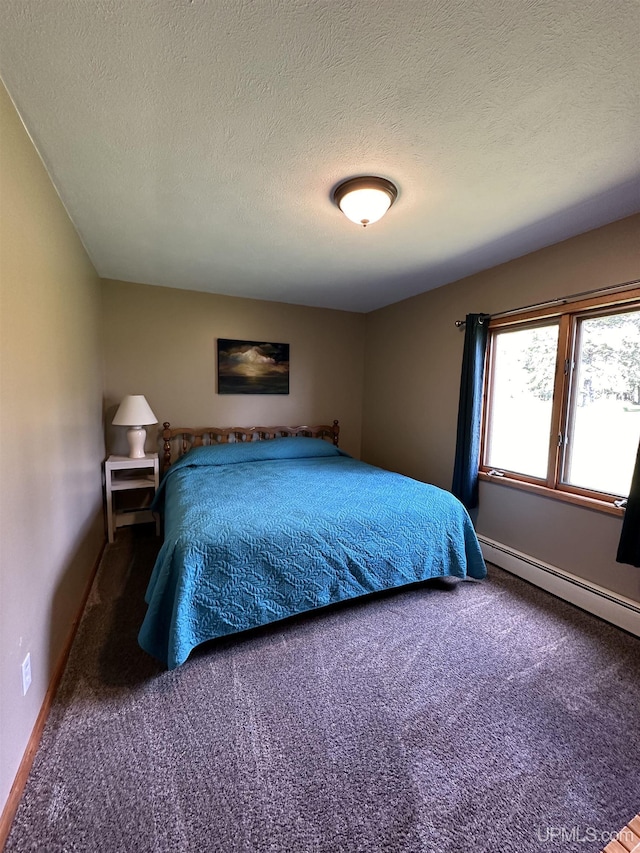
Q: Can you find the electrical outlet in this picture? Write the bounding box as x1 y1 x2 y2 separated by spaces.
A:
21 653 32 696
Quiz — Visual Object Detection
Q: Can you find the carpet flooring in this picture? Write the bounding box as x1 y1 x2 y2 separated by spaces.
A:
5 528 640 853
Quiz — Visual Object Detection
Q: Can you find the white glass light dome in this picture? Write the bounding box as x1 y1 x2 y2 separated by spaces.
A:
333 177 398 227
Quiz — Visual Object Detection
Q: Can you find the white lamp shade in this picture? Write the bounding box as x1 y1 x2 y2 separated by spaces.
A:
333 176 398 227
338 188 392 226
112 395 158 427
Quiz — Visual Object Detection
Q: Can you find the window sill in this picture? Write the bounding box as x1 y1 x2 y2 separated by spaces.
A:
478 471 625 517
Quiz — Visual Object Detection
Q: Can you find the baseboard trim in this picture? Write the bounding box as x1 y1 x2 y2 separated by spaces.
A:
479 535 640 638
0 538 106 851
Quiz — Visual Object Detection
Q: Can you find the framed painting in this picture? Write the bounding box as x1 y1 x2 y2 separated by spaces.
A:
217 339 290 395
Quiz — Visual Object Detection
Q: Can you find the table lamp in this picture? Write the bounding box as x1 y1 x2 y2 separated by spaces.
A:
112 395 158 459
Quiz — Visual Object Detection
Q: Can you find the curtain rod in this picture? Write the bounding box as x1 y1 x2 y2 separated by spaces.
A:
454 278 640 327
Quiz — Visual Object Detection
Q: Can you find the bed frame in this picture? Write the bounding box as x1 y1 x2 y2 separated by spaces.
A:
161 420 340 469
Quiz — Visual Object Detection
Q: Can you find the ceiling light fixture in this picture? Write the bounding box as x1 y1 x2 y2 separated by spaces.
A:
333 176 398 227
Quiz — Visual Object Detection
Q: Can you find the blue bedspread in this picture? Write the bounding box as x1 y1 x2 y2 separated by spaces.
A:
138 438 486 668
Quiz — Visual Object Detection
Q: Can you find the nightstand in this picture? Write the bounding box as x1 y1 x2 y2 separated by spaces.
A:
104 454 160 543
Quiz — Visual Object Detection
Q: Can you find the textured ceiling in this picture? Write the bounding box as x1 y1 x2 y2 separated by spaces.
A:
1 0 639 312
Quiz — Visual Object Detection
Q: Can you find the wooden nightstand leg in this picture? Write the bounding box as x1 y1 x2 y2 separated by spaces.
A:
106 481 115 544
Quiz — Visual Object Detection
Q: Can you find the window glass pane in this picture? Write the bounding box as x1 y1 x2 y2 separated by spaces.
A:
485 324 559 479
564 309 640 496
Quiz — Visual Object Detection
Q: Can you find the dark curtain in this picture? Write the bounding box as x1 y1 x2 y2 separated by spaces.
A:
451 314 489 510
617 438 640 567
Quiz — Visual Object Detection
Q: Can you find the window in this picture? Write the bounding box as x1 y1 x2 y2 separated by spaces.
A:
481 288 640 514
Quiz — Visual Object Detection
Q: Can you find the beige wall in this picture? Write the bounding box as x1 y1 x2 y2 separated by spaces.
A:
0 82 105 816
101 280 366 459
362 214 640 603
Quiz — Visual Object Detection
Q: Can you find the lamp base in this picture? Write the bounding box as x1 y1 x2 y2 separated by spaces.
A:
126 426 147 459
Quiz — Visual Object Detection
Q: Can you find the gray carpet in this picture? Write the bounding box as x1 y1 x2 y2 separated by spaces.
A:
6 528 640 853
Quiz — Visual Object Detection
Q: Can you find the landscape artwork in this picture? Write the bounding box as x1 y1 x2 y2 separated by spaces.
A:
217 339 290 394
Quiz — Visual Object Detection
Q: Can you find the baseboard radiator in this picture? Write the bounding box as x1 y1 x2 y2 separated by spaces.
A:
478 536 640 639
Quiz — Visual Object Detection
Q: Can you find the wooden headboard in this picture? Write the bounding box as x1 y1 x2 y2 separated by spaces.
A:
161 420 340 469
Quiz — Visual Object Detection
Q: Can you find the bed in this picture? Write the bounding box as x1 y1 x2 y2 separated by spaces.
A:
138 421 487 668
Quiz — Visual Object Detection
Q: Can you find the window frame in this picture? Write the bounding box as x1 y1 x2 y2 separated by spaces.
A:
479 286 640 516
